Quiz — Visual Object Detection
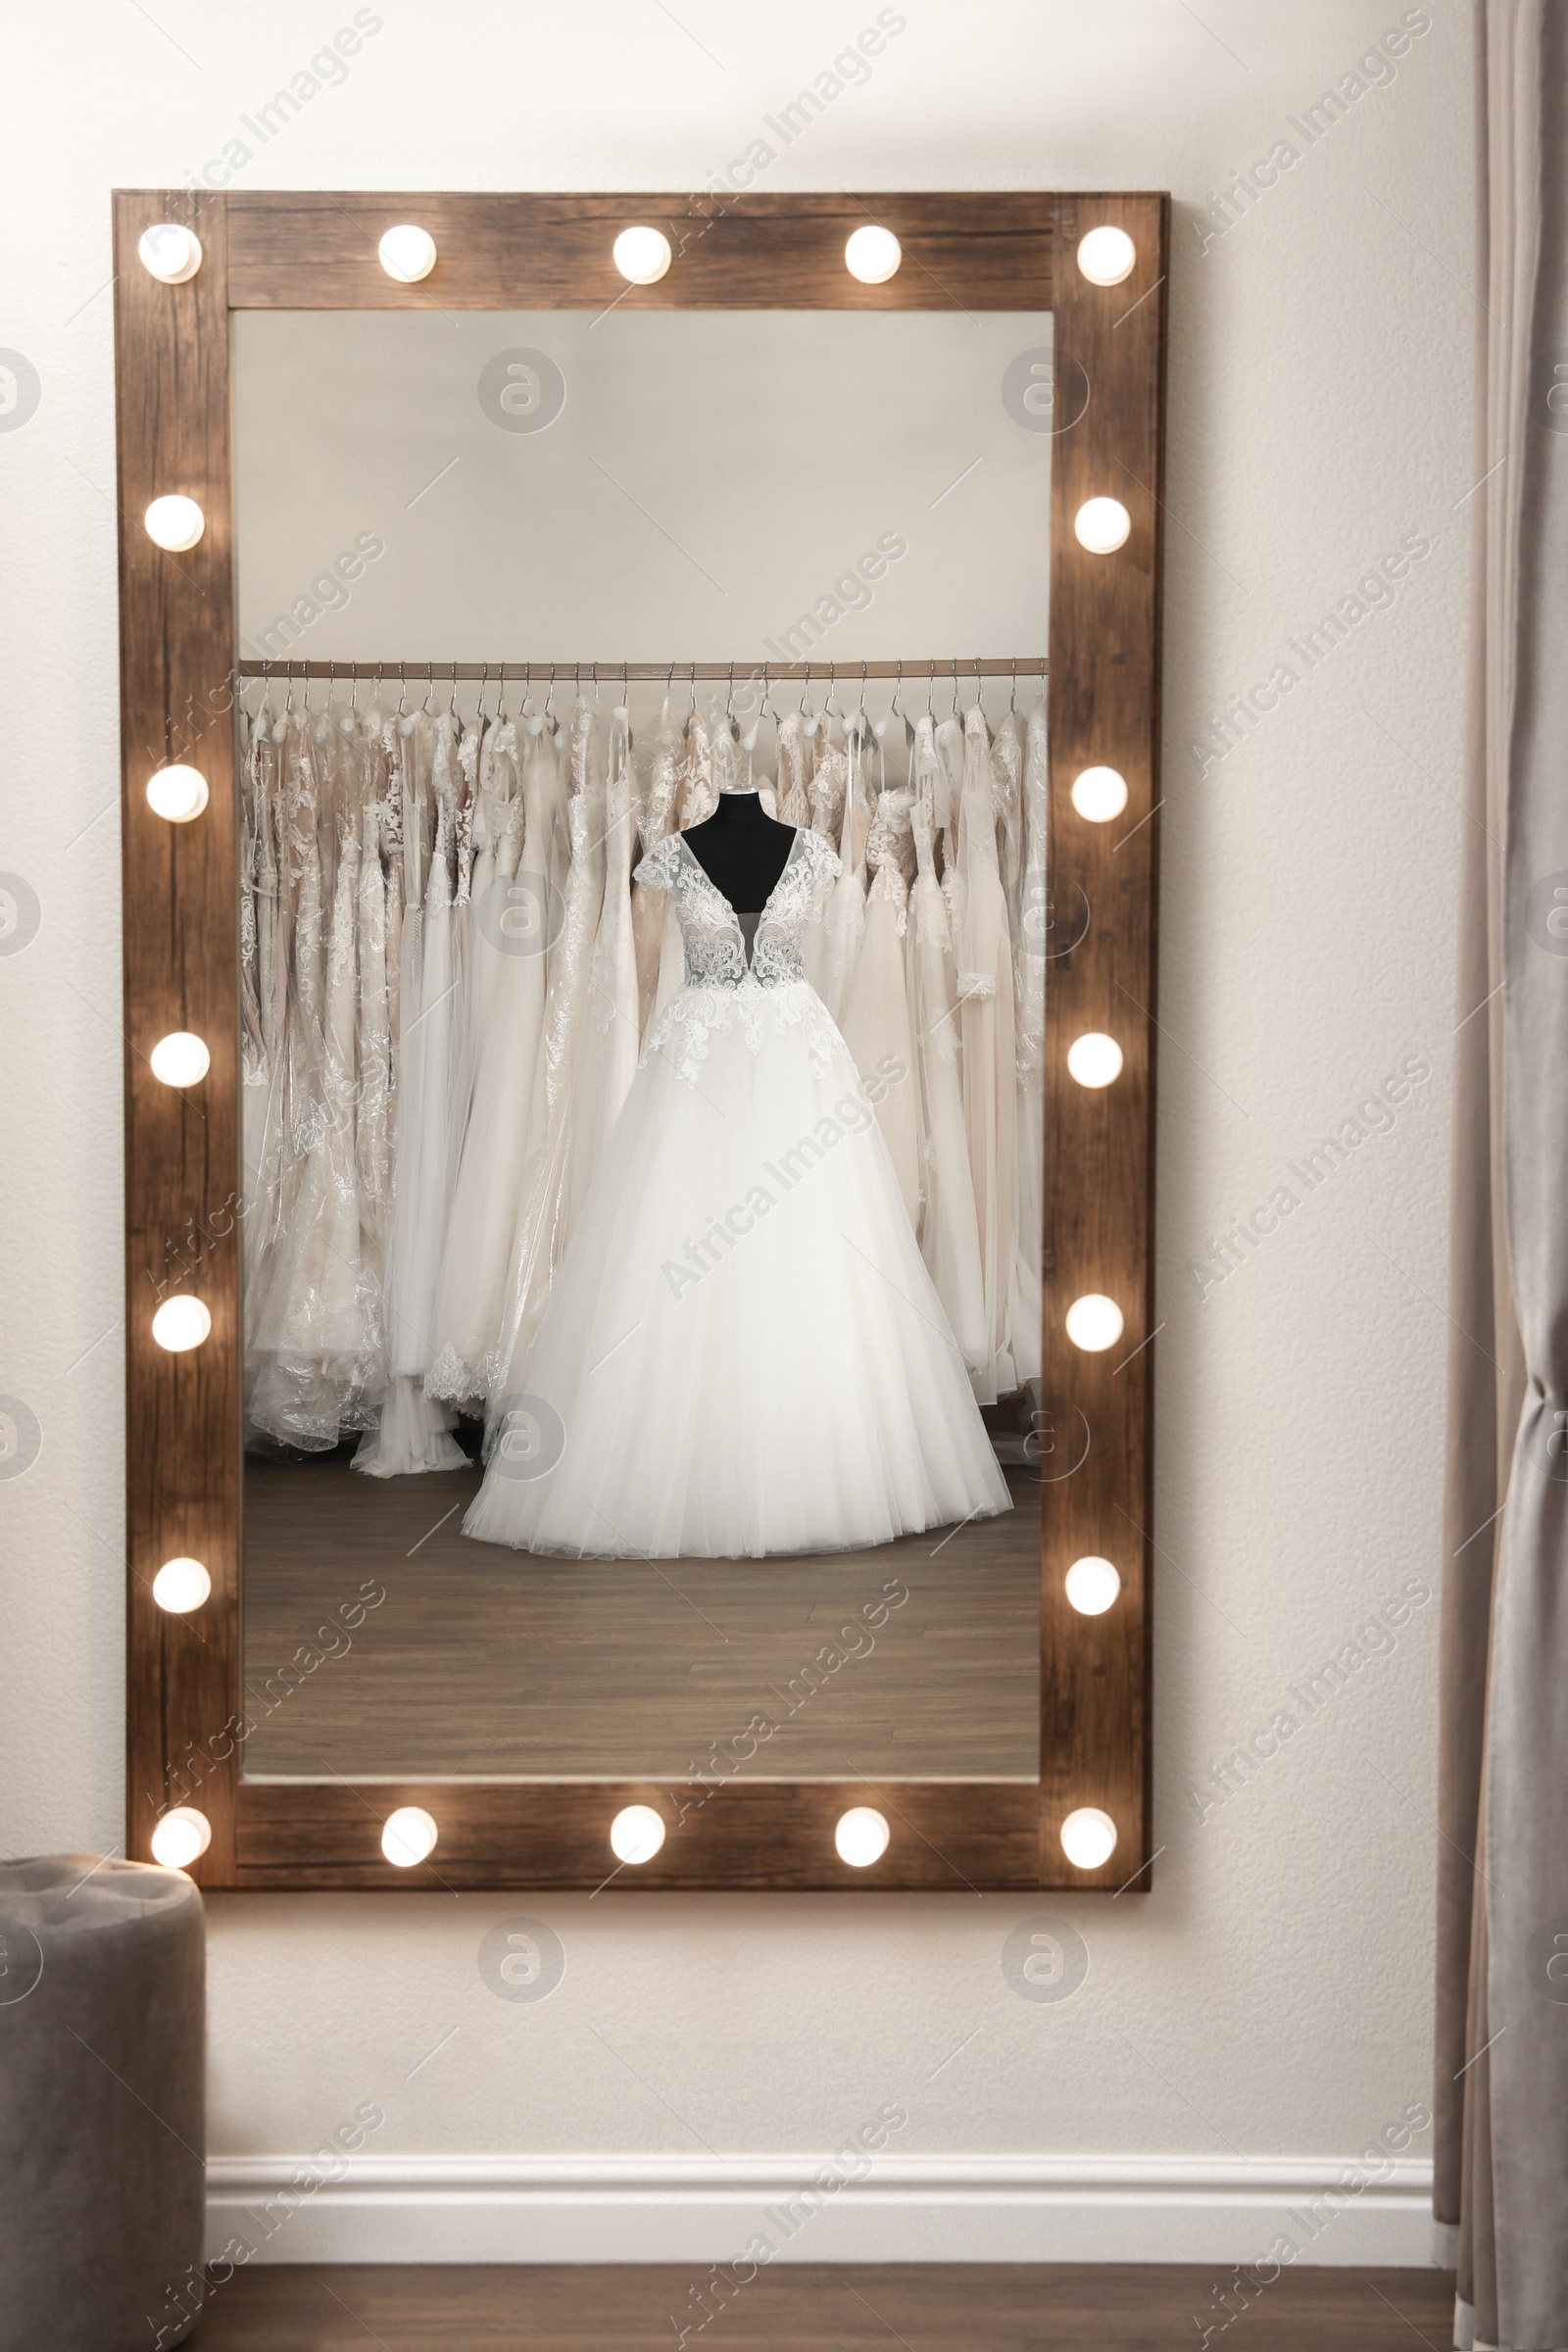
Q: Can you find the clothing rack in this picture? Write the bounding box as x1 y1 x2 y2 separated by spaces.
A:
235 657 1048 683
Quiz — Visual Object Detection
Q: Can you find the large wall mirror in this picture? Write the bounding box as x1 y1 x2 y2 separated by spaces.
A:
115 191 1166 1890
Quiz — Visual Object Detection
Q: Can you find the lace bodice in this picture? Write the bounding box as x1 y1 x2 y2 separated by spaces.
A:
633 827 839 990
633 826 843 1088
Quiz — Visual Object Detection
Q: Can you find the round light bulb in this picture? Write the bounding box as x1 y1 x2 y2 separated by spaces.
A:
1065 1293 1124 1352
610 1803 666 1864
381 1806 438 1867
1066 1033 1123 1089
1060 1806 1118 1870
1065 1556 1122 1616
145 765 209 823
149 1031 210 1088
153 1556 212 1613
612 225 673 285
834 1806 891 1868
143 495 205 553
1070 765 1128 823
1074 497 1132 556
151 1806 212 1869
138 223 203 284
845 224 902 284
378 223 437 283
151 1296 211 1352
1076 225 1137 287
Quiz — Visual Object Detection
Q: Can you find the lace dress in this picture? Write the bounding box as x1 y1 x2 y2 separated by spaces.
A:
905 757 987 1374
956 707 1019 1401
422 721 555 1406
569 704 641 1224
464 826 1010 1560
1009 700 1048 1385
482 714 608 1408
839 777 920 1227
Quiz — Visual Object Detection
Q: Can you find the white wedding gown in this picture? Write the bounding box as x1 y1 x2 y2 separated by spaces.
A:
464 823 1010 1559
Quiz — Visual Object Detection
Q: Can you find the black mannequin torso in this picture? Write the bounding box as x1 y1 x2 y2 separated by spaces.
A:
682 791 796 914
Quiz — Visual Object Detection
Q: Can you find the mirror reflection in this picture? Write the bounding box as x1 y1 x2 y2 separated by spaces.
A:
233 308 1051 1785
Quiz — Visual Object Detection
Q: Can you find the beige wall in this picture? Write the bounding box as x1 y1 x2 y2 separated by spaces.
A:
0 0 1470 2250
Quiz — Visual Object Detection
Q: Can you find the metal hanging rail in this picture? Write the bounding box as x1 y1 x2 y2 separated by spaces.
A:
234 656 1048 683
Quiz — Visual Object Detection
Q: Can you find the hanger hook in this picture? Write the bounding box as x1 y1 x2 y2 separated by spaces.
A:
858 661 868 713
799 662 810 713
1009 658 1018 713
545 662 556 719
726 660 736 719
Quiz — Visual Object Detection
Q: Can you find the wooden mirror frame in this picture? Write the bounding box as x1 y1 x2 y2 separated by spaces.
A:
116 188 1167 1892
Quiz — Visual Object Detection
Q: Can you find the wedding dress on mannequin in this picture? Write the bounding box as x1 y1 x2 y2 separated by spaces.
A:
465 821 1010 1559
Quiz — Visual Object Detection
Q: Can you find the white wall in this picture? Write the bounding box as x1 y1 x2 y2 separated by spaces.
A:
0 0 1471 2267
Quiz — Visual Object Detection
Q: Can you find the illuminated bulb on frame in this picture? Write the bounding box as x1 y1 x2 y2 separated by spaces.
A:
151 1806 212 1869
153 1556 212 1614
1076 224 1137 286
151 1296 211 1352
1065 1293 1124 1352
381 1806 438 1867
1060 1806 1118 1871
138 223 203 284
610 1804 666 1864
143 495 205 553
612 225 672 285
834 1806 890 1868
844 224 902 284
145 765 209 823
377 223 437 282
1073 497 1131 555
1065 1556 1122 1616
1070 765 1128 823
1066 1032 1123 1089
149 1032 210 1088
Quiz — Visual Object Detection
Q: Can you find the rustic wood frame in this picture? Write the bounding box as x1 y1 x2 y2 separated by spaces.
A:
115 189 1166 1892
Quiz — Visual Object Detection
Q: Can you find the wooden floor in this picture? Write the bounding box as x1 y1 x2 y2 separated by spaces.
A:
241 1449 1039 1780
188 2263 1455 2348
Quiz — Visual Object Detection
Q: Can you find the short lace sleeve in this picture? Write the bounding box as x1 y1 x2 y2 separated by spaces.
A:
633 833 681 892
803 828 842 903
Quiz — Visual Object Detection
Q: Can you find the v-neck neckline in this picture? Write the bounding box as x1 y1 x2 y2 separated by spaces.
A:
676 828 804 966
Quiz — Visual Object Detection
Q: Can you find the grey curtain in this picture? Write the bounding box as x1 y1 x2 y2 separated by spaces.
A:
1438 6 1568 2347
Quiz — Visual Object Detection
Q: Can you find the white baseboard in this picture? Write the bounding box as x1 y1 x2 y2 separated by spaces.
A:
205 2153 1437 2268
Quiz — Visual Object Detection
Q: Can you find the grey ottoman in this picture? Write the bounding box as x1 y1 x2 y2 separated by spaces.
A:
0 1856 205 2352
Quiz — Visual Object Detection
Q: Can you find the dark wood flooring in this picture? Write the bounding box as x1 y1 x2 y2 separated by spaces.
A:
188 2262 1455 2349
241 1450 1039 1781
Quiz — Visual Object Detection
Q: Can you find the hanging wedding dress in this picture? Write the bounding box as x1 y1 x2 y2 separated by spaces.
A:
1008 699 1048 1385
837 726 920 1228
813 726 868 1025
905 724 987 1375
483 705 608 1410
422 717 557 1406
569 703 641 1222
632 695 681 1037
956 706 1018 1401
465 825 1009 1558
358 708 467 1476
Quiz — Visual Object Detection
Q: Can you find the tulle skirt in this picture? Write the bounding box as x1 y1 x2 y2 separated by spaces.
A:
464 977 1011 1559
